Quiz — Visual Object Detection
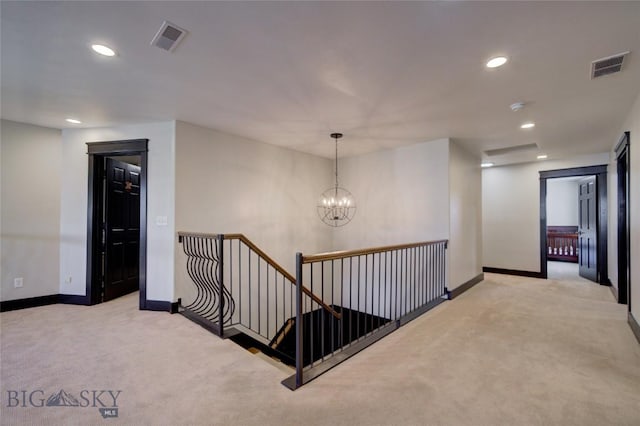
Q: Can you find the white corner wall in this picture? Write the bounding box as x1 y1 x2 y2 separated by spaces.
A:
449 140 482 289
60 122 175 302
482 153 609 272
333 139 450 251
1 120 62 301
547 179 579 226
174 121 332 275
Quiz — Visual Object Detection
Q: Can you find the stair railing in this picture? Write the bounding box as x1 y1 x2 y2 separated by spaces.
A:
177 232 339 349
283 239 448 390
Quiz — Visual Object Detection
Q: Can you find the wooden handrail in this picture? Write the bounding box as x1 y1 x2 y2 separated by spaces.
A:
178 232 341 319
225 234 296 282
225 234 341 320
302 239 449 263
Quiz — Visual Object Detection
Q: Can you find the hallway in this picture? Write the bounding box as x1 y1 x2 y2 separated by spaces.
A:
1 274 639 425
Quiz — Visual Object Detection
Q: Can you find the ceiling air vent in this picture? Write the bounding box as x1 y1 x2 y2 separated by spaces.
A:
151 21 188 52
484 143 538 157
591 51 629 79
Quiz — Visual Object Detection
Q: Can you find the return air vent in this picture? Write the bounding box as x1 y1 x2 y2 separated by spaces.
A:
484 143 538 157
151 21 188 52
591 52 629 79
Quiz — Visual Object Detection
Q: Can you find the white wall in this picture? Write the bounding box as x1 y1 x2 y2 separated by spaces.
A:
174 120 333 278
482 153 609 272
333 139 451 251
614 90 640 321
330 138 451 314
1 120 61 301
449 140 483 289
547 178 579 226
60 122 175 302
174 122 334 333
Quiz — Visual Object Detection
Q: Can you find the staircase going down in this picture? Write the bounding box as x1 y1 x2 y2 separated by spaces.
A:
177 232 448 389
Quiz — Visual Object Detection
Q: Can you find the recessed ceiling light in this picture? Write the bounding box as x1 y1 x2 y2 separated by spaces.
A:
537 154 548 160
481 162 494 168
65 118 82 124
486 56 508 68
521 122 536 129
91 44 116 57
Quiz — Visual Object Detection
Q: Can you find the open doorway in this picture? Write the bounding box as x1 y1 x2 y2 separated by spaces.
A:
545 176 596 283
86 139 149 309
539 165 608 284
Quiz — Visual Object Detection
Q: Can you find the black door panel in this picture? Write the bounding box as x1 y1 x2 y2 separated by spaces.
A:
578 176 597 282
104 158 141 301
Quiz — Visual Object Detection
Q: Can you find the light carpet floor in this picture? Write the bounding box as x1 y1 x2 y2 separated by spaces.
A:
1 273 639 425
547 261 593 283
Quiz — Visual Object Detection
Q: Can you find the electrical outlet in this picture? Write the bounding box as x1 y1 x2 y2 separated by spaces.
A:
14 277 23 288
65 276 73 284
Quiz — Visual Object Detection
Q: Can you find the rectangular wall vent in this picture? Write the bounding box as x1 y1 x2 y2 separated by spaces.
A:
591 51 629 79
151 21 188 52
484 143 538 157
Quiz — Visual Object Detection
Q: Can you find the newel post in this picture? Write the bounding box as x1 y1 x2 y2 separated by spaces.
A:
295 252 304 388
218 234 225 338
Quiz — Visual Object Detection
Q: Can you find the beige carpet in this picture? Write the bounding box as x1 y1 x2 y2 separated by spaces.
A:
1 273 639 425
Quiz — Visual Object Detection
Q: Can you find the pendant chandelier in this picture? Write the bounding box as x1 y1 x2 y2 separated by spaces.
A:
317 133 356 227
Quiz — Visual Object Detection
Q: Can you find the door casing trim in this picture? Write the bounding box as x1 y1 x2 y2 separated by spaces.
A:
539 165 608 283
86 139 149 309
615 132 631 307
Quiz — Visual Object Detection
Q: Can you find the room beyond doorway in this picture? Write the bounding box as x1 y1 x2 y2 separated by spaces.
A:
547 261 593 283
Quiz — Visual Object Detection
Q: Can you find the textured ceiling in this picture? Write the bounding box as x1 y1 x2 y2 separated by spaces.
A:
2 1 639 164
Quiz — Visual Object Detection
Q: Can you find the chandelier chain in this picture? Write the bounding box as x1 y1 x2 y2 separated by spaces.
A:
334 136 339 189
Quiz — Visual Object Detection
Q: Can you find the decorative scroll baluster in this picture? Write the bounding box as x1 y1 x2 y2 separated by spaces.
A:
177 232 340 346
179 234 235 327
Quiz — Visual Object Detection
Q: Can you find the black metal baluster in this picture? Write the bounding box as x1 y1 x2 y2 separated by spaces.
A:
266 262 270 339
340 258 344 351
349 257 353 346
248 247 252 330
394 250 399 321
320 261 325 362
357 256 361 341
229 240 234 324
238 241 242 326
310 262 314 366
217 235 224 336
365 254 369 335
330 260 335 357
411 247 420 310
377 252 381 329
295 253 303 388
257 257 261 336
273 267 277 341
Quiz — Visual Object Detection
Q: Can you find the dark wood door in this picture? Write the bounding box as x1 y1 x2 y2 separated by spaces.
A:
104 158 141 301
578 176 597 282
